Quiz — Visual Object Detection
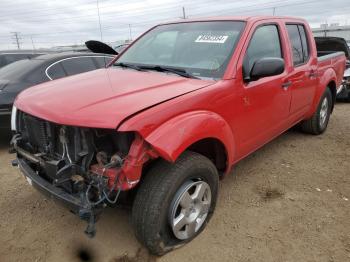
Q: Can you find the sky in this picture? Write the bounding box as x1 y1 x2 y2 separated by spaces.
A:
0 0 349 50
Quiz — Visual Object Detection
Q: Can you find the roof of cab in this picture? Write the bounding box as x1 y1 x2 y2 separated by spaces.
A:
158 15 307 25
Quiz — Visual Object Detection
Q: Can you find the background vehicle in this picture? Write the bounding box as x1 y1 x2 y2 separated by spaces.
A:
0 52 114 128
114 43 130 53
315 36 350 59
340 66 350 101
85 40 119 55
315 36 350 101
11 16 345 255
84 40 131 55
0 50 48 68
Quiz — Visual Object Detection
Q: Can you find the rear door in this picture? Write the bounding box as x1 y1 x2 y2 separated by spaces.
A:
236 22 292 155
285 24 318 117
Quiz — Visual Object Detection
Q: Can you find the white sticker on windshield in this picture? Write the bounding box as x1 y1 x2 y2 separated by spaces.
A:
195 35 228 43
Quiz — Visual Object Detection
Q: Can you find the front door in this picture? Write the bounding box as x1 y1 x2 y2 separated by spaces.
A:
234 22 292 158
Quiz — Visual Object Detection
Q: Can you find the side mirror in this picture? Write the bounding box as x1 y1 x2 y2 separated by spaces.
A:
246 57 285 82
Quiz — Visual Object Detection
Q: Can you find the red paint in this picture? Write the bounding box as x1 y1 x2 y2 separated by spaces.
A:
90 134 158 190
15 16 346 187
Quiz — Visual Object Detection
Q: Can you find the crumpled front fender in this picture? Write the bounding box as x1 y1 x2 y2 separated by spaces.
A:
144 110 235 169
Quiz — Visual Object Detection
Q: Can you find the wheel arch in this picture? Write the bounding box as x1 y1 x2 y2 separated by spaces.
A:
307 69 337 118
144 110 235 174
186 137 228 175
327 80 337 112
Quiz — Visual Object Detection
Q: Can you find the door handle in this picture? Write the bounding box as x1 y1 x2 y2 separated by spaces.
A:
282 81 292 89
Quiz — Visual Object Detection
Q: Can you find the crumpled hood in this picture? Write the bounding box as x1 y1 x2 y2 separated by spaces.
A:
15 67 214 129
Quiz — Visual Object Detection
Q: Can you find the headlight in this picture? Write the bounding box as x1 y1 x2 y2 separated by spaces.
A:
11 106 17 131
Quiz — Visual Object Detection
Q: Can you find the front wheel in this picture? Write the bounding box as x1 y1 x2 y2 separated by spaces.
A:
131 151 219 255
301 88 332 135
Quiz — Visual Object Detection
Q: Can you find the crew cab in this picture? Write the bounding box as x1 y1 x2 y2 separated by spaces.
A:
10 16 346 255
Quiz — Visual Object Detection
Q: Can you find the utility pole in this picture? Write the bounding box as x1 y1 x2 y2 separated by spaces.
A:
30 36 36 51
11 32 21 49
128 24 132 41
272 7 276 16
96 0 103 41
182 6 186 19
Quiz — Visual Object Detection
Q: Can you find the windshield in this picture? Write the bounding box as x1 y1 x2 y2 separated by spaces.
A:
115 21 245 79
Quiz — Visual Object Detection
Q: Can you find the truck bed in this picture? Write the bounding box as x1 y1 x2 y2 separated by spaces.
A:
317 51 345 61
317 51 346 91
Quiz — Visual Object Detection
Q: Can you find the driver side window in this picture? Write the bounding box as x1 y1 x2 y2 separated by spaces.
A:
243 25 282 77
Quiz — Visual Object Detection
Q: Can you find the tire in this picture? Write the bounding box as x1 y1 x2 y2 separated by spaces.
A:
131 151 219 255
301 87 332 135
343 90 350 102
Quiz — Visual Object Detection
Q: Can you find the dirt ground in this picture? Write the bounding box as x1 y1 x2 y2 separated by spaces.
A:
0 103 349 262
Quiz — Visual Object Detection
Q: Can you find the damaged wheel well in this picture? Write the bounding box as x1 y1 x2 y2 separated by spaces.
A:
187 138 227 175
327 81 336 112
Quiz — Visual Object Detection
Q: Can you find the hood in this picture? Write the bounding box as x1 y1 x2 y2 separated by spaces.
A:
0 79 9 90
15 68 214 129
85 40 118 55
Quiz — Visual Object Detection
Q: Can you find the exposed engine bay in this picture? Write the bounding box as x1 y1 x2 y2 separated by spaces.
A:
11 110 158 236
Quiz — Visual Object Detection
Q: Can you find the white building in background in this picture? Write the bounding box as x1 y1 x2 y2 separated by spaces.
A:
312 24 350 41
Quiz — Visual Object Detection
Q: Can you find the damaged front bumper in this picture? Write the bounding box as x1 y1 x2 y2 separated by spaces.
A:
16 157 98 217
11 126 158 237
15 155 103 237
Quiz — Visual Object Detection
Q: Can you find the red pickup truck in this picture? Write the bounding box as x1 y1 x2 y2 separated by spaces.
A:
11 16 345 255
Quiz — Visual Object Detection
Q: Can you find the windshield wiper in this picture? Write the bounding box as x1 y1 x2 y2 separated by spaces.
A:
113 62 144 71
139 65 199 79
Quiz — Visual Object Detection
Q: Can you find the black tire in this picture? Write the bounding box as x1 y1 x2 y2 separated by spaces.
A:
131 151 219 255
301 87 332 135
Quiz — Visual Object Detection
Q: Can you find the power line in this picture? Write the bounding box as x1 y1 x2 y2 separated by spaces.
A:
0 0 346 49
0 0 299 27
0 0 238 21
190 0 326 17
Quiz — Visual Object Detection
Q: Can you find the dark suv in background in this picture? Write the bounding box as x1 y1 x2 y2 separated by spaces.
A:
0 52 114 127
0 50 49 68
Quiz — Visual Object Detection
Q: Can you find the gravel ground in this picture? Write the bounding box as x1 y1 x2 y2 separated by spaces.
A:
0 103 349 262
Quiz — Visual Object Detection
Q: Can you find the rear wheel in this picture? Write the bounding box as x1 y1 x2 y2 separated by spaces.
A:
131 151 219 255
301 88 332 135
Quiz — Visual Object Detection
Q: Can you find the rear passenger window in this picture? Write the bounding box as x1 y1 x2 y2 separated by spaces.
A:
286 24 309 66
243 25 282 76
46 62 66 80
61 57 97 76
94 56 113 68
